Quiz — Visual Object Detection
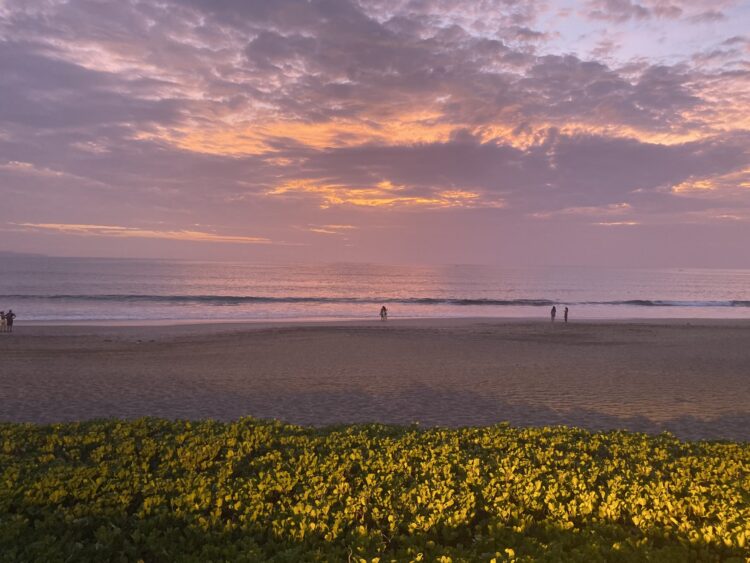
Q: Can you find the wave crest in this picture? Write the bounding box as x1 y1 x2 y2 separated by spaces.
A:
1 295 749 307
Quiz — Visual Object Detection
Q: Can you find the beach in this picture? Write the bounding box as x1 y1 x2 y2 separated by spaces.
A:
1 318 748 441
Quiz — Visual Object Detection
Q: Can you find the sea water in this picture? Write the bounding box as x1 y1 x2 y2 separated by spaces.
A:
1 255 749 322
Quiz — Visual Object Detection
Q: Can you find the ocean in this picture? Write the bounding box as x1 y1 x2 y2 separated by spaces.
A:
2 255 749 322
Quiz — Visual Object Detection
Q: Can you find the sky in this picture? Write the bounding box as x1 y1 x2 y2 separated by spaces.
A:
1 0 749 267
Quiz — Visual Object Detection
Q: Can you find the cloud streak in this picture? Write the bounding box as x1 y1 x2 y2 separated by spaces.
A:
14 224 273 245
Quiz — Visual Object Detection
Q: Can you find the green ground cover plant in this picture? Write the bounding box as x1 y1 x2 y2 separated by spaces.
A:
0 418 748 562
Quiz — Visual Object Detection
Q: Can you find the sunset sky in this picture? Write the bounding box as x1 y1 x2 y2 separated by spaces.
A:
1 0 749 266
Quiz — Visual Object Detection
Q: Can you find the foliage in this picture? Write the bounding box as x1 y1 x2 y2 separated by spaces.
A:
0 418 748 562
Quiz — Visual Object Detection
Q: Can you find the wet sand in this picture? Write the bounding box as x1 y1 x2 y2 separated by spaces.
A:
1 318 748 441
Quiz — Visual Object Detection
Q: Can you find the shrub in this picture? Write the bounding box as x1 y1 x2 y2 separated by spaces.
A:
1 418 748 562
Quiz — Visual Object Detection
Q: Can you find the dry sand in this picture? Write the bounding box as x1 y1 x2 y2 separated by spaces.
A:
1 318 748 441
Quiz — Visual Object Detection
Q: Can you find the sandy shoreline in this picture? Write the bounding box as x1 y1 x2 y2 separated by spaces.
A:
1 318 749 441
19 315 750 327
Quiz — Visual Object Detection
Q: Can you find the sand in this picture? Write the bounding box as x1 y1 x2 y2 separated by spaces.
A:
1 318 748 441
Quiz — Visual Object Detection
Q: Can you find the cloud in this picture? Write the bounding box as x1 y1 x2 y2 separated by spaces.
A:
584 0 737 22
531 203 633 219
722 36 748 45
587 0 653 22
688 9 726 23
276 130 749 214
13 223 273 244
0 0 748 263
672 166 750 197
268 179 501 210
306 224 358 235
0 0 741 159
0 41 182 131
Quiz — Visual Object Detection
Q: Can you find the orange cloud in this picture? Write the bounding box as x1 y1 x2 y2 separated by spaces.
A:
269 179 503 209
143 113 726 159
14 223 273 244
672 167 750 195
146 110 457 156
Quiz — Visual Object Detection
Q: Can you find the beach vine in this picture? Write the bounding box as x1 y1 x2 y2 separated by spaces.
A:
0 419 748 561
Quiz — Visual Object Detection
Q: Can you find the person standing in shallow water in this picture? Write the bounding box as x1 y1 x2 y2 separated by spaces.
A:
550 305 556 323
564 307 569 323
380 305 388 321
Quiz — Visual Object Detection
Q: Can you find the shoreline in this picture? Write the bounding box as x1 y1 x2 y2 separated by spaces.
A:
8 316 750 342
15 315 750 330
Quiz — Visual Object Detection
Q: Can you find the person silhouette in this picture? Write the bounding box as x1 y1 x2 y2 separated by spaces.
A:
380 305 388 321
550 305 556 323
6 309 16 333
564 307 569 323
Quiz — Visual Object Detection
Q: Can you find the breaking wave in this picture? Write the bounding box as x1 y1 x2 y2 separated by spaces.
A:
2 295 749 307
